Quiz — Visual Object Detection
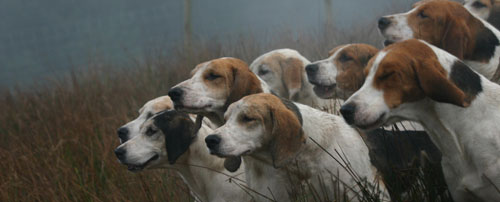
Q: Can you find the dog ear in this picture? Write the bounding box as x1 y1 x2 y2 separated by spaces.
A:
225 63 263 109
280 58 304 100
413 58 469 107
441 18 470 59
269 102 306 168
154 110 195 164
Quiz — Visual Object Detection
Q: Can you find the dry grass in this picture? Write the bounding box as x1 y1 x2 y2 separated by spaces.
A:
0 17 451 201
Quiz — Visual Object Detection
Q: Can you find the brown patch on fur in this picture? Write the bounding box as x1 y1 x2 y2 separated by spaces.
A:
257 53 306 99
407 0 487 61
493 63 500 81
280 57 304 100
242 93 305 168
333 44 379 93
369 39 469 108
328 46 345 57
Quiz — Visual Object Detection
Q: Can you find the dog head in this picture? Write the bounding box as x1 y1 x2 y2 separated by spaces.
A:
114 110 197 172
205 93 305 169
116 96 173 143
340 39 482 130
306 44 379 100
378 0 500 63
168 57 263 116
250 49 310 101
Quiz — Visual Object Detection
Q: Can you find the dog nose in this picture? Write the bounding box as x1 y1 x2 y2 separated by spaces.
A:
205 135 221 150
305 64 319 75
168 87 184 102
114 147 126 160
378 17 391 30
117 127 129 142
340 103 357 125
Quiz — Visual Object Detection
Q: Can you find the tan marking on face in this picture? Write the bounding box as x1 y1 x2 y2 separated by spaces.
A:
256 53 305 99
198 57 263 108
151 96 174 113
406 0 483 60
368 39 467 108
333 44 379 93
241 93 305 168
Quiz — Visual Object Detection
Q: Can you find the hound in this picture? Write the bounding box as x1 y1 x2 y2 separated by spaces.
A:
205 93 389 202
465 0 500 29
114 96 250 202
340 39 500 202
168 57 271 127
378 0 500 83
249 48 331 108
306 43 443 198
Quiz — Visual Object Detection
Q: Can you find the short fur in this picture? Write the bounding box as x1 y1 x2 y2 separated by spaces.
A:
207 93 389 201
114 97 250 202
342 39 500 202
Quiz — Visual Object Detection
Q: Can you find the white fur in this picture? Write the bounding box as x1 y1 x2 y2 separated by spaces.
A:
115 97 250 202
213 97 389 201
344 42 500 202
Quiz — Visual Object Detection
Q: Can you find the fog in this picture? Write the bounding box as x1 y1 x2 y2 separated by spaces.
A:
0 0 417 88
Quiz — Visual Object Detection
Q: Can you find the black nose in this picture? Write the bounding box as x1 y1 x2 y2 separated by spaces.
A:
305 64 319 76
114 147 126 160
378 17 391 30
168 87 184 102
117 127 129 142
205 135 221 150
340 103 356 125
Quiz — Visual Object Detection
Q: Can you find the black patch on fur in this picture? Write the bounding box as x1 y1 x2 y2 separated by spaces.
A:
450 61 483 100
471 26 500 62
278 97 303 125
154 110 196 164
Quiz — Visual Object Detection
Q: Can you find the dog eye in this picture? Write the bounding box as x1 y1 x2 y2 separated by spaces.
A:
378 71 395 81
258 69 269 75
472 1 487 8
146 128 157 136
241 115 255 122
339 54 353 62
417 11 428 19
206 73 221 81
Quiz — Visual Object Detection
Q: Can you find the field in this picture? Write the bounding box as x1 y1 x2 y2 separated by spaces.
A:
0 8 453 202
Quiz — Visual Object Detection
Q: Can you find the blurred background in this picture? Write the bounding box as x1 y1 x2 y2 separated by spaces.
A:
0 0 414 89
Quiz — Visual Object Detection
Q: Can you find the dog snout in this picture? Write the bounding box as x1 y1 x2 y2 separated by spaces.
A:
378 17 391 31
114 147 127 161
117 127 129 142
305 64 319 76
205 135 221 150
168 87 184 102
340 103 357 125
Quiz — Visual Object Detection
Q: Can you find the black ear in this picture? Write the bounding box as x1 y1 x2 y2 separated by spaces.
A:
154 110 196 164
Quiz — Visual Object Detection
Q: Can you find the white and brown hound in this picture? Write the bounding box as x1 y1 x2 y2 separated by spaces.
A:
340 39 500 202
205 93 389 202
378 0 500 83
249 48 331 108
114 96 250 202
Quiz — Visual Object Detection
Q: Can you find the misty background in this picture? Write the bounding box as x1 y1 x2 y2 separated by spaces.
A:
0 0 417 89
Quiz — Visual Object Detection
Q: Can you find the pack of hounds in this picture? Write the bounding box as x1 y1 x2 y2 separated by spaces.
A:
114 1 500 201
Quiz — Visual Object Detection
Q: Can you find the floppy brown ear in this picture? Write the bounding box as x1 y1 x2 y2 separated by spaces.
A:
280 58 304 100
225 64 263 109
441 18 470 59
413 58 469 107
269 103 306 168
